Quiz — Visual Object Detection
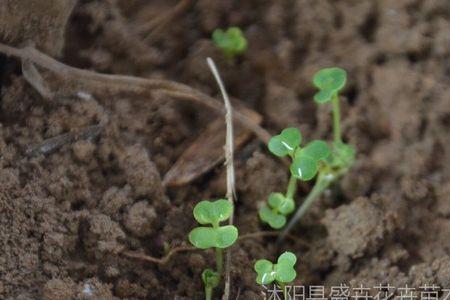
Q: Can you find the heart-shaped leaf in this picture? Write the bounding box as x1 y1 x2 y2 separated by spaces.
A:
212 27 248 57
290 140 330 180
254 252 297 286
274 264 297 283
189 225 238 249
259 205 286 229
255 259 275 285
268 193 295 215
302 140 331 161
313 67 347 103
189 227 215 249
202 269 220 289
314 89 334 104
193 199 233 225
275 251 297 283
290 156 317 181
277 251 297 266
268 128 302 157
215 225 239 248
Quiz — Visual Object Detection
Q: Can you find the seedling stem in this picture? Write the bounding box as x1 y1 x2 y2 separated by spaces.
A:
215 248 223 274
332 93 342 143
278 173 334 242
205 287 212 300
285 174 297 200
279 282 288 300
202 269 220 300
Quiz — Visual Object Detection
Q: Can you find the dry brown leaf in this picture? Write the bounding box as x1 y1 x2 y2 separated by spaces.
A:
163 104 261 187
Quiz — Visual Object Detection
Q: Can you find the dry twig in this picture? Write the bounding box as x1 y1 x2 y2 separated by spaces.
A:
140 0 193 43
21 59 53 100
206 57 235 300
121 231 307 266
122 245 196 265
0 43 271 144
26 124 103 157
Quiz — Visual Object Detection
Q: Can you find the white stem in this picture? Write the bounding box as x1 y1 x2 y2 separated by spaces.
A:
207 57 236 300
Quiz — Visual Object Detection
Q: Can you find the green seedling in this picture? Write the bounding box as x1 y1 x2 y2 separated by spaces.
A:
212 27 248 59
313 67 348 146
279 67 356 240
188 199 238 273
260 128 330 229
255 252 297 299
312 67 355 185
259 193 294 229
202 269 220 300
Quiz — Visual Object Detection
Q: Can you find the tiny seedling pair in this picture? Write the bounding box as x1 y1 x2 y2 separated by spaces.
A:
188 200 238 300
260 128 330 229
255 252 298 299
260 67 355 232
212 27 247 60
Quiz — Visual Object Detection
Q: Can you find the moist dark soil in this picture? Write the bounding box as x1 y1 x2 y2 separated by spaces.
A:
1 0 450 299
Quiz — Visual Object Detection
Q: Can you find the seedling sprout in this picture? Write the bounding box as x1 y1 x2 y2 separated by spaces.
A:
279 67 356 239
254 251 297 299
189 199 238 273
260 128 330 229
212 27 248 59
202 269 220 300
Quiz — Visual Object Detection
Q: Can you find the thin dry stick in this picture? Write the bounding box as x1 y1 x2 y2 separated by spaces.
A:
141 0 193 43
21 60 53 100
122 245 196 265
0 43 271 144
122 231 306 266
26 124 103 157
207 57 235 300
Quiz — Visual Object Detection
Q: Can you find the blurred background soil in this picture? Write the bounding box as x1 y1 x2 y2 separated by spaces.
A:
0 0 450 299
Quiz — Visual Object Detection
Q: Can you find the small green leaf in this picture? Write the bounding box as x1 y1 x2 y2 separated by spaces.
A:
268 193 284 209
313 67 347 103
188 225 238 249
268 128 302 157
314 89 334 104
290 155 317 181
268 193 294 215
275 251 297 283
259 205 286 229
215 225 238 248
290 141 330 181
254 252 297 286
274 265 297 283
212 27 248 57
301 140 330 161
189 227 216 249
277 251 297 266
193 199 233 225
202 269 220 289
254 259 275 285
278 197 295 215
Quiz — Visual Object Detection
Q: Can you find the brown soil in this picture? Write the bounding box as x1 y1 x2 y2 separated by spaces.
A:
1 0 450 299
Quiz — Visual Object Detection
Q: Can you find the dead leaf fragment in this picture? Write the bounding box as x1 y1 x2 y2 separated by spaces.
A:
163 105 261 187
